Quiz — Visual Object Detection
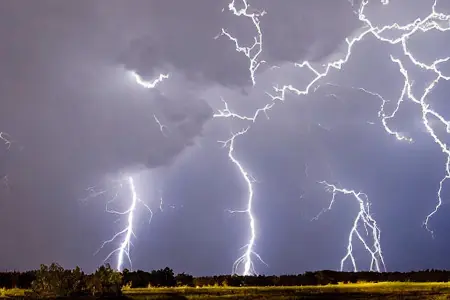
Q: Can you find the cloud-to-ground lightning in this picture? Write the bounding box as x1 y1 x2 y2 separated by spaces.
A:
317 182 385 272
84 175 153 271
219 0 450 272
218 127 266 275
85 68 169 270
131 70 169 89
217 0 266 86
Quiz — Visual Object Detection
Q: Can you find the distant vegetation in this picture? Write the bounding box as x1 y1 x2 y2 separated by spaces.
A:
2 263 450 299
0 263 122 297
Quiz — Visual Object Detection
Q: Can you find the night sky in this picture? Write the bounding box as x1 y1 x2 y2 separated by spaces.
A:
1 0 450 276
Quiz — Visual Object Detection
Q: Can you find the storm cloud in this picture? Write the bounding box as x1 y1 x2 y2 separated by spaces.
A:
119 0 362 89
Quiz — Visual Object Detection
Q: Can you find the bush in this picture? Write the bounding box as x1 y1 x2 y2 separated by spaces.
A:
31 263 87 297
86 264 123 297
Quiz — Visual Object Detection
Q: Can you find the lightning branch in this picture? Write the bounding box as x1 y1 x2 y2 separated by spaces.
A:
218 0 450 272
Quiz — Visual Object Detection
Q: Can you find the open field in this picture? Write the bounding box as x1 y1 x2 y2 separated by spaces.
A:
122 282 450 299
3 282 450 299
124 282 450 299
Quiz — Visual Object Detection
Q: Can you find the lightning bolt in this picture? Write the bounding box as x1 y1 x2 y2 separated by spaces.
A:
86 175 152 271
218 127 266 275
127 70 170 137
217 0 266 86
153 114 169 137
219 0 450 272
389 56 450 236
316 182 385 272
87 68 169 271
0 132 11 149
131 71 169 89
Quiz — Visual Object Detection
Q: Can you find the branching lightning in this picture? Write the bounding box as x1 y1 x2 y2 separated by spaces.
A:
86 175 152 271
219 0 450 272
317 182 385 272
217 0 266 86
87 68 169 271
390 56 450 236
218 127 266 275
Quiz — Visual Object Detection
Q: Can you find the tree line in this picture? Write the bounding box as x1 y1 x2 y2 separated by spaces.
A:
1 263 450 297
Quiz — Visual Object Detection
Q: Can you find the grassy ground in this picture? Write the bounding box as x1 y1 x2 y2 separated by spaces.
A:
123 282 450 299
0 288 26 298
3 282 450 299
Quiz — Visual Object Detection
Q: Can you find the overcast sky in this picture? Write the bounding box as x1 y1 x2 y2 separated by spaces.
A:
1 0 450 276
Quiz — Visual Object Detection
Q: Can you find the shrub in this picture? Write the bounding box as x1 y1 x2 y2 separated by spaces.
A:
86 264 123 297
31 263 87 297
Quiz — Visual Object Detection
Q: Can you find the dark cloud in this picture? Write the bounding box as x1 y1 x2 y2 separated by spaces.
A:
256 0 361 63
148 92 213 168
0 0 213 175
119 0 361 89
0 0 214 270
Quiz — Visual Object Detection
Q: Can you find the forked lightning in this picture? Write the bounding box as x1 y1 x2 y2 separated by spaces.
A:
219 127 266 275
91 69 168 270
217 0 266 86
219 0 450 273
87 175 152 271
318 182 385 272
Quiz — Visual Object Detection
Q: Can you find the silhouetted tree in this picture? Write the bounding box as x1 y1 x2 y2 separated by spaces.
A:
176 272 194 287
31 263 87 297
148 267 176 287
86 263 122 297
6 263 450 290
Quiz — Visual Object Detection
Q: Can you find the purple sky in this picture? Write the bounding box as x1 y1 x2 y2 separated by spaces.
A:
1 0 450 276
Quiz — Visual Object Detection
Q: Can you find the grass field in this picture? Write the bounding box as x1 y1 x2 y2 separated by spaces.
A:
123 282 450 299
3 282 450 299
